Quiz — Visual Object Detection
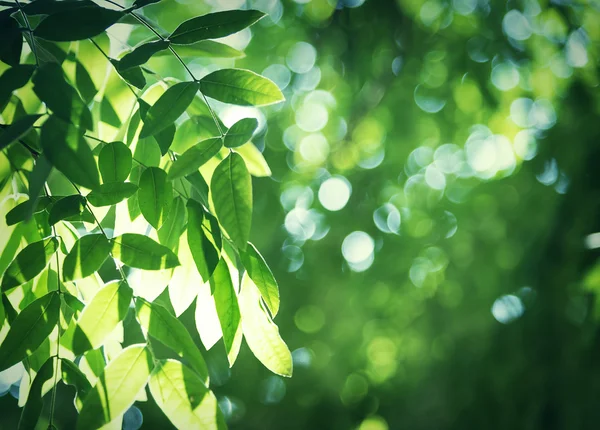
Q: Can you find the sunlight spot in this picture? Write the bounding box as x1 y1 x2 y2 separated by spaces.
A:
434 143 464 174
503 10 532 41
565 29 588 68
282 244 304 272
293 66 322 92
262 64 292 90
260 376 286 404
531 99 556 130
295 306 325 333
584 233 600 250
414 85 446 113
513 129 537 160
491 62 519 91
299 133 329 164
123 406 143 430
492 294 524 324
452 0 477 15
0 362 24 397
536 158 559 186
373 203 401 234
287 42 317 74
359 416 389 430
425 165 446 190
292 347 314 368
285 207 316 240
342 231 375 266
510 98 534 128
318 176 351 211
296 103 328 132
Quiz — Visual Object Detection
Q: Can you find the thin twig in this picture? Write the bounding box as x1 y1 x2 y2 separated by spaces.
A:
14 0 39 67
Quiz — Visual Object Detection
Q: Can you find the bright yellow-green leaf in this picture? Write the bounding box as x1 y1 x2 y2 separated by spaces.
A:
235 142 272 177
63 233 111 281
111 234 180 270
138 167 172 229
240 242 280 316
149 360 226 430
200 68 284 106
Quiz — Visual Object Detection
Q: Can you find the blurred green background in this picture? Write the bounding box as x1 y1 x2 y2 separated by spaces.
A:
3 0 600 428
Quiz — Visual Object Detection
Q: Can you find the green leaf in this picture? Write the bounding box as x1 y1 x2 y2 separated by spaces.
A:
187 200 221 282
149 360 226 430
112 60 146 90
0 115 43 152
133 0 161 8
100 97 122 128
86 182 138 207
139 81 199 138
5 196 53 226
61 358 92 411
34 5 124 41
211 152 252 250
0 65 36 111
32 63 94 131
135 298 209 384
69 281 132 355
138 167 172 229
63 233 112 281
155 123 176 155
133 138 161 167
185 171 210 208
111 233 180 270
240 242 280 316
200 68 285 107
0 9 23 67
239 274 292 377
40 116 100 190
1 237 59 292
75 60 98 104
168 10 265 45
18 357 58 430
22 0 96 15
77 345 153 430
157 196 185 250
167 137 222 180
119 40 170 70
23 156 53 222
211 258 242 366
0 292 60 372
164 40 244 59
48 195 87 225
98 142 132 183
236 142 272 177
224 117 258 148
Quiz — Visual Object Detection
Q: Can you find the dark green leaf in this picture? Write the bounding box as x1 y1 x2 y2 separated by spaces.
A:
135 298 209 383
25 155 53 221
167 137 221 180
200 68 285 106
18 357 58 430
48 194 87 225
139 81 199 138
77 345 153 430
1 237 59 291
0 115 43 152
40 115 100 190
187 199 221 282
240 242 280 316
211 258 242 366
100 96 121 127
132 0 161 8
34 5 124 41
70 281 132 355
111 233 180 270
185 171 210 208
155 123 175 155
119 40 170 70
0 292 60 372
157 196 185 250
32 63 94 131
112 60 146 89
22 0 95 15
149 360 226 429
63 233 111 281
75 60 97 104
211 152 252 250
0 9 23 67
133 138 161 167
62 293 86 316
86 182 138 207
168 10 265 45
0 65 36 111
61 358 92 412
98 141 132 183
138 166 172 229
5 196 53 226
224 117 258 148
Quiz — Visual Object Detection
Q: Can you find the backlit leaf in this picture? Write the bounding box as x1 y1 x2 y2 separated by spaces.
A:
34 5 124 41
5 196 53 226
61 358 92 411
200 68 284 107
211 152 252 250
1 237 59 292
157 196 185 250
211 258 242 366
18 357 58 430
69 281 132 355
63 233 112 281
112 60 146 90
86 182 138 207
169 10 264 45
25 156 53 222
239 274 292 377
240 242 280 316
187 199 221 282
164 40 244 59
224 117 258 148
119 40 170 70
0 65 36 111
167 137 222 180
99 141 132 183
149 360 226 430
111 233 180 270
139 81 199 138
236 142 272 177
40 116 100 190
0 115 43 152
77 345 153 430
138 167 172 229
48 195 87 225
0 292 60 372
135 298 209 384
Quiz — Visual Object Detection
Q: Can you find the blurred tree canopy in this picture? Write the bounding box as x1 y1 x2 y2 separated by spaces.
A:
1 0 600 429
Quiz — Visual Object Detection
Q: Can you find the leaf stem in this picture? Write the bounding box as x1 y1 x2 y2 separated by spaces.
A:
88 37 139 98
14 0 39 67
